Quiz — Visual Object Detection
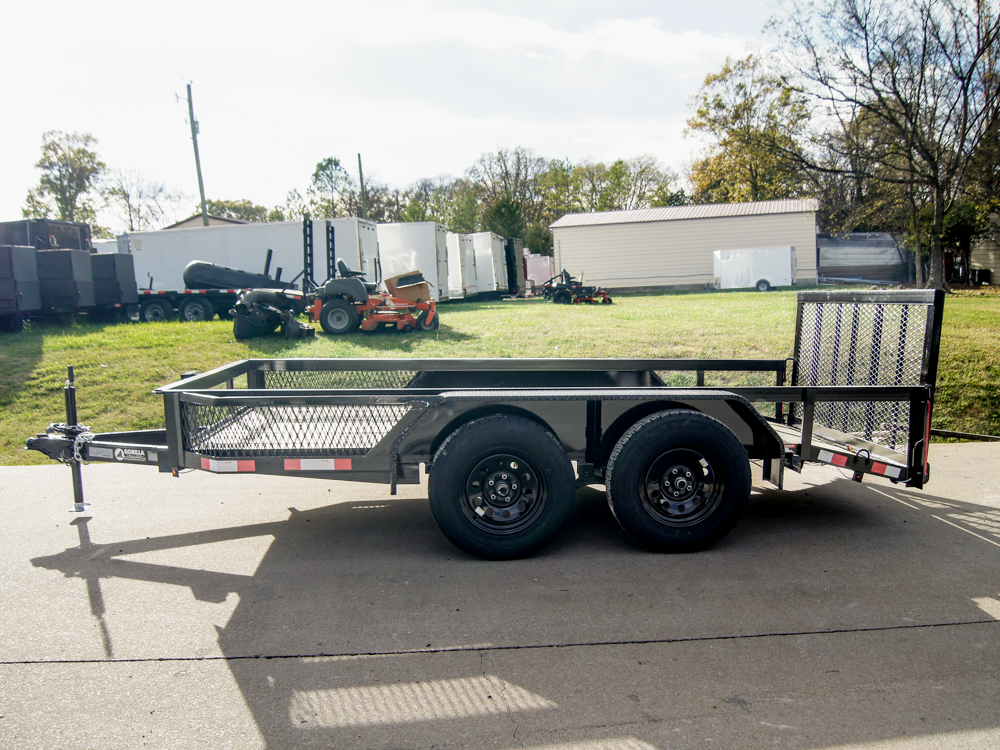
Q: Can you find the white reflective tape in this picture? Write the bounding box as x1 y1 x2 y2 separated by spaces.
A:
817 450 835 463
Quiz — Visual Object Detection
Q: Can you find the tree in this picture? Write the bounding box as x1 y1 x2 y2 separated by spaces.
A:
445 179 480 234
23 131 105 222
202 198 270 223
104 169 183 232
482 195 525 238
774 0 1000 288
686 54 812 203
307 157 353 218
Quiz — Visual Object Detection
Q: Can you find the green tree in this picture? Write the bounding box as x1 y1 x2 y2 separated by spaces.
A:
203 198 270 223
23 131 105 222
686 54 811 203
307 157 352 218
775 0 1000 288
445 179 480 234
481 195 525 238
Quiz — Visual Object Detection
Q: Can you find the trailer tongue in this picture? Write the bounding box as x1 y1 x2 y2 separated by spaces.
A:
27 290 943 559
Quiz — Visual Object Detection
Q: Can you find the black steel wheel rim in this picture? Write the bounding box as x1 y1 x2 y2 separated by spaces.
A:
640 447 724 527
461 452 546 535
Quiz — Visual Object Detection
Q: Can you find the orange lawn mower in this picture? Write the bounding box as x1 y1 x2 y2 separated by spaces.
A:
310 261 439 335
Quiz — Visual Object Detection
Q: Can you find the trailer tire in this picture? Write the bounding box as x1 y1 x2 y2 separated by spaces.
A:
0 314 23 333
428 416 576 559
319 299 360 334
179 297 215 321
755 279 771 292
139 298 174 322
416 309 440 331
553 290 572 305
606 409 750 553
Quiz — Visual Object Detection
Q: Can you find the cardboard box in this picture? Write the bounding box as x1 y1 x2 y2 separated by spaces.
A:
384 271 431 303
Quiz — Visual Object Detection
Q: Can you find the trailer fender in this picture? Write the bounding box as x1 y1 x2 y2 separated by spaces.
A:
427 404 558 466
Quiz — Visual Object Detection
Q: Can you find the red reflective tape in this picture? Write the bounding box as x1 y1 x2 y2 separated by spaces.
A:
284 459 301 471
200 457 210 470
237 460 256 472
831 453 848 467
335 458 352 470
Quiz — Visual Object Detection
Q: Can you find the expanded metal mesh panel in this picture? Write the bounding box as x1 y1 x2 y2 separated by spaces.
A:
182 402 412 458
655 371 779 388
210 374 248 389
796 299 929 451
262 370 418 389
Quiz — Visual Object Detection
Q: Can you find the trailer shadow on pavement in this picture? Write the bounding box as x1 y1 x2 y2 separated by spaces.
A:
20 463 1000 749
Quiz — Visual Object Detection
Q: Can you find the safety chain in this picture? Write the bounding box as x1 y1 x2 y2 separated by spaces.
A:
47 422 94 465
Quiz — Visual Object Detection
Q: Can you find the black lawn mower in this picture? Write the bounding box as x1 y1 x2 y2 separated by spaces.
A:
542 269 613 305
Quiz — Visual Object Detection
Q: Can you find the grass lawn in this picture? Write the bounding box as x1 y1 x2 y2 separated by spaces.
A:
1 289 997 465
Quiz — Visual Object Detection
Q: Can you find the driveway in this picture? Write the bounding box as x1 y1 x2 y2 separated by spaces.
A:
1 443 999 749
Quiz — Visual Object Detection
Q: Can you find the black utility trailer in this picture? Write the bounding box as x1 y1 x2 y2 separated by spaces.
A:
28 290 944 559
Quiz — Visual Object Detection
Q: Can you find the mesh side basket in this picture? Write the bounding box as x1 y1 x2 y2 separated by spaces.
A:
263 370 418 389
182 402 413 458
794 293 936 451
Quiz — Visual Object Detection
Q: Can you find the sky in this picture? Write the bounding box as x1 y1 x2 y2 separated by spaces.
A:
1 0 779 228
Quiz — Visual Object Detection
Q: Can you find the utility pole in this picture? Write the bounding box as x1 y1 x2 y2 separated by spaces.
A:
187 83 209 227
357 153 368 220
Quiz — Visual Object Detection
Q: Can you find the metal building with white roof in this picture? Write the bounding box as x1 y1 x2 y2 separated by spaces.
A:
549 199 819 291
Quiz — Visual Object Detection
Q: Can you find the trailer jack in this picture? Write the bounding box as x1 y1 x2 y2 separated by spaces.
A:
26 366 92 511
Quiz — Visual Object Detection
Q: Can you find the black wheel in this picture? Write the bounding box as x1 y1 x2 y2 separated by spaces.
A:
552 290 572 304
416 309 440 331
319 298 360 334
755 279 771 292
178 297 215 321
0 314 23 333
606 409 751 552
139 298 174 322
428 416 576 559
602 296 613 304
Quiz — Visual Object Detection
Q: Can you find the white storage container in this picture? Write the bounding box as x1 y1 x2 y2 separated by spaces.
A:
525 253 555 294
470 232 508 293
446 233 478 298
376 222 450 301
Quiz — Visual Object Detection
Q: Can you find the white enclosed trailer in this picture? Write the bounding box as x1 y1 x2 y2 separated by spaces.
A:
376 222 449 301
470 232 508 293
112 218 379 292
445 233 478 299
712 246 797 292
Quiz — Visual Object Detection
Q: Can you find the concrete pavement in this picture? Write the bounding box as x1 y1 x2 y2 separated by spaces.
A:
1 443 999 749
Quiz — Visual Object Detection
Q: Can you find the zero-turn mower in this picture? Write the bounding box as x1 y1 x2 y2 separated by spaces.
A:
310 260 439 335
543 269 613 305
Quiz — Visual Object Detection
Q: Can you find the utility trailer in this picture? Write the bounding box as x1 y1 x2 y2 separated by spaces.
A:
28 290 943 560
